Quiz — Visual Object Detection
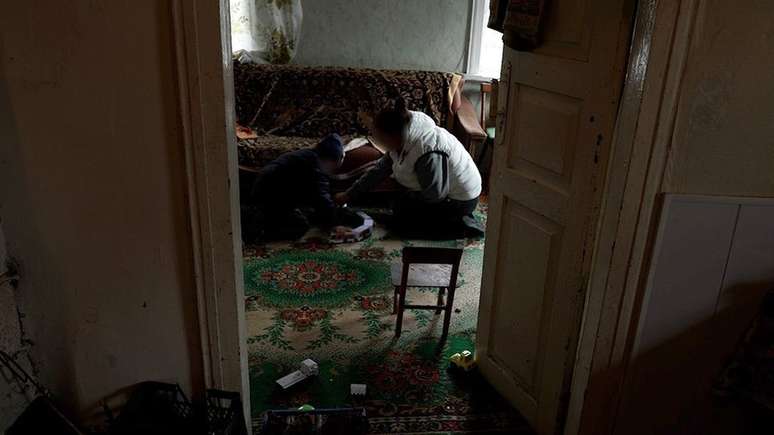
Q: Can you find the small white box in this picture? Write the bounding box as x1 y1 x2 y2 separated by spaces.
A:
350 384 366 396
300 359 319 376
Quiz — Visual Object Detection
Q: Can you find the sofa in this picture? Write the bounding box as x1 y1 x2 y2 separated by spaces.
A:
233 61 487 193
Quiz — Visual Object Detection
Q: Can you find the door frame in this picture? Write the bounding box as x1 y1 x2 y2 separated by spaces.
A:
564 1 701 434
171 0 251 427
170 0 699 433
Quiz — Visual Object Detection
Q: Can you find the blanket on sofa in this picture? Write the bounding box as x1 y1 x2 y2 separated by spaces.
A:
233 62 461 170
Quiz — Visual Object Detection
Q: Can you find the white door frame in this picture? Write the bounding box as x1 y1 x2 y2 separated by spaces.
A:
564 1 701 434
170 0 698 433
171 0 250 425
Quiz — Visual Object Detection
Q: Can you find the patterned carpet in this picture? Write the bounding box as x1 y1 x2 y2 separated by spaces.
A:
243 205 532 434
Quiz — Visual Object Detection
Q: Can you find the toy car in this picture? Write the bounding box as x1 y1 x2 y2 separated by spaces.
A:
449 350 477 371
330 211 374 244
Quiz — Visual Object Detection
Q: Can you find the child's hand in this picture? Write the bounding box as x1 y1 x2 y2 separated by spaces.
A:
334 192 349 205
332 226 353 237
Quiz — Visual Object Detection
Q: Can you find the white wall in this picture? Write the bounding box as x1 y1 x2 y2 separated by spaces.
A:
663 0 774 197
616 196 774 435
291 0 491 132
0 0 203 425
294 0 472 72
614 1 774 433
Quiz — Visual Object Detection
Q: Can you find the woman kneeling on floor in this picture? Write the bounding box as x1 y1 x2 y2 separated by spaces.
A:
335 100 484 239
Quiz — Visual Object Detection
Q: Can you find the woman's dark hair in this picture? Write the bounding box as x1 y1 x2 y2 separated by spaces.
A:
373 98 411 137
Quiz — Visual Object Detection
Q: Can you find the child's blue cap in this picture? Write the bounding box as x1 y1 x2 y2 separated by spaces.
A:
315 134 344 161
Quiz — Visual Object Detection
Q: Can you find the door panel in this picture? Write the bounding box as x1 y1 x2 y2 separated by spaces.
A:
488 199 563 397
539 0 591 61
476 0 634 433
507 85 582 191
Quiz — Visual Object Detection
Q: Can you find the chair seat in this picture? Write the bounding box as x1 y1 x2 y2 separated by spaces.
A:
390 263 454 288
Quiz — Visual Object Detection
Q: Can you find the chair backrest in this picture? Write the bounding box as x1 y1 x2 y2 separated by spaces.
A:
401 247 463 266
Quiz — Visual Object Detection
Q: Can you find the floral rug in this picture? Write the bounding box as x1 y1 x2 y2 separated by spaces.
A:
243 205 532 434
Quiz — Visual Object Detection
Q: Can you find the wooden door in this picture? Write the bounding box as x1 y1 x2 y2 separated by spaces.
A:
476 1 634 433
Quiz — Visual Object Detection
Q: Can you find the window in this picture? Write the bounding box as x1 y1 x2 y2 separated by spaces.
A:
467 0 503 79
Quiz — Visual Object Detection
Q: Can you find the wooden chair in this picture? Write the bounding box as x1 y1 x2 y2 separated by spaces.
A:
391 247 464 340
479 82 493 129
477 80 498 192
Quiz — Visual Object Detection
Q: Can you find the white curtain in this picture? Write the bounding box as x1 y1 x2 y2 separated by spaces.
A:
230 0 303 64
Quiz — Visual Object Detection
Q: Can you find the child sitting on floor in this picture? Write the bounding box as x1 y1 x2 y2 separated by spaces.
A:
241 134 346 243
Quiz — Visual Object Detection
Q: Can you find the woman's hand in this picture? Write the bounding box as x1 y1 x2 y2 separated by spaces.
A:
332 226 351 234
334 192 349 205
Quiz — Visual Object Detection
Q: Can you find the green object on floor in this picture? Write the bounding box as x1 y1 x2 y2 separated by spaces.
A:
297 404 315 412
486 126 496 139
244 204 533 433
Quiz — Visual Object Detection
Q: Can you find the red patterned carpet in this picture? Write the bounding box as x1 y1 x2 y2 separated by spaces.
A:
243 206 533 434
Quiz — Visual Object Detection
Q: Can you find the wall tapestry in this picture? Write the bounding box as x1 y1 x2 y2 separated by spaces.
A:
488 0 548 51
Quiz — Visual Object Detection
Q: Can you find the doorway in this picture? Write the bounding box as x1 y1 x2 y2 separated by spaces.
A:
177 3 644 432
231 1 508 430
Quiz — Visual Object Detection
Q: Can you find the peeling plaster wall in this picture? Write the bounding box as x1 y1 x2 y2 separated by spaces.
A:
291 0 490 132
0 0 203 425
293 0 472 72
0 219 27 430
614 2 774 433
663 0 774 197
0 220 21 354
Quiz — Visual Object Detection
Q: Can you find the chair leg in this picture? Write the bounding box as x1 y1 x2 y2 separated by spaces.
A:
392 286 398 314
436 287 445 315
395 285 407 337
441 286 456 340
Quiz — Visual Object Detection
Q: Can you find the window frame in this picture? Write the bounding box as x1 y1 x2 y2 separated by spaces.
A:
465 0 499 80
466 0 486 78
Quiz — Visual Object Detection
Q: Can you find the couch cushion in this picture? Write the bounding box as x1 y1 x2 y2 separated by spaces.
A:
238 135 328 168
239 132 382 168
331 142 383 181
238 134 383 177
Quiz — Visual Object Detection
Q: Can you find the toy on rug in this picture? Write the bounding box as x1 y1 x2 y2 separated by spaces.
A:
330 211 373 244
449 350 477 372
350 384 367 397
276 359 319 390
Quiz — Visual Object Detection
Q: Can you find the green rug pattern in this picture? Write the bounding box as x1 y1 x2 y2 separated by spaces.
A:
244 205 532 433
